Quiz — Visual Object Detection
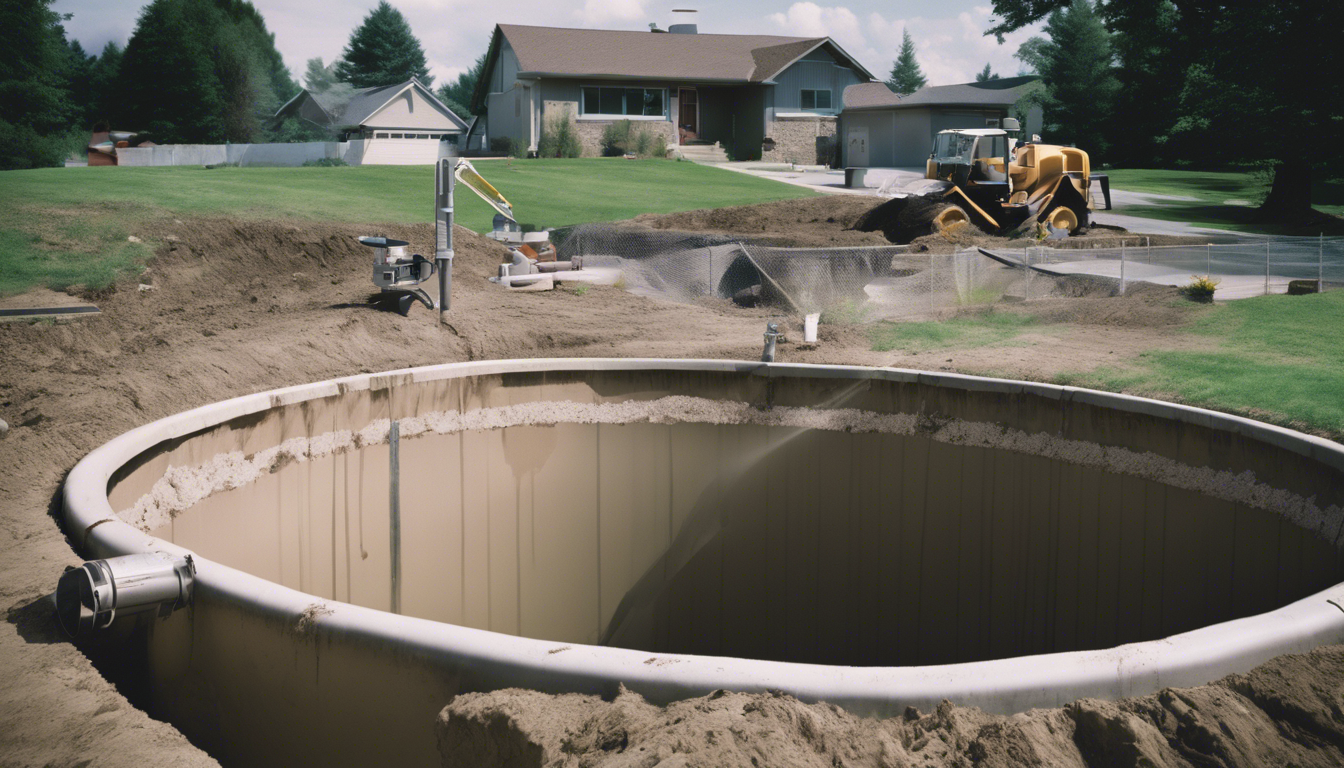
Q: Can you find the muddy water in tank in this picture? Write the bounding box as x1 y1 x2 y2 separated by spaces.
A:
128 378 1343 668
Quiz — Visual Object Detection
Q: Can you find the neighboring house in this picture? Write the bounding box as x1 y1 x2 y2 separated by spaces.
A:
470 23 876 162
838 76 1044 168
274 78 469 165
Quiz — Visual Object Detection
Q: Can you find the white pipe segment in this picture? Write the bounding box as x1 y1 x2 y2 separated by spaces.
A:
62 359 1344 768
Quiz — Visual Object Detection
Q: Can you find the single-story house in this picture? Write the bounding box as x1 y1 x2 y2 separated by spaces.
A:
274 78 468 164
838 76 1044 168
470 23 877 162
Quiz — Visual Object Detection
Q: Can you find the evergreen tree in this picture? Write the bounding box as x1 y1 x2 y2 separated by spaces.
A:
886 29 927 94
0 0 78 168
63 39 98 129
975 63 999 82
120 0 296 144
89 42 123 127
335 2 432 88
1027 1 1119 159
435 51 486 117
120 0 227 143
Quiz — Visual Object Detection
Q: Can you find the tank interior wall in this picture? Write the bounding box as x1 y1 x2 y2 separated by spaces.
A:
142 417 1344 669
100 367 1344 767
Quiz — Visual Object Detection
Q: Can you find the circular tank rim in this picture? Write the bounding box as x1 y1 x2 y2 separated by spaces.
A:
62 358 1344 715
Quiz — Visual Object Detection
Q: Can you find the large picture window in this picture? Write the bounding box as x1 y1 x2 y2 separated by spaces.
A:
800 89 833 111
581 86 667 118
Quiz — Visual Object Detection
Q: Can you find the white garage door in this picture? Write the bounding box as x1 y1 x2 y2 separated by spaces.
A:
360 138 444 165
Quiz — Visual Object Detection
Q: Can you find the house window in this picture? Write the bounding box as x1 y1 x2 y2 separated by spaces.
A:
375 132 388 139
391 133 404 139
581 86 666 117
800 89 832 111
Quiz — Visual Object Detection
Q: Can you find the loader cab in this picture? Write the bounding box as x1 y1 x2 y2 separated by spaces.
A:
927 128 1012 201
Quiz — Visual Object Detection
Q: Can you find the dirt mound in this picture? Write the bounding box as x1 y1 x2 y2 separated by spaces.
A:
439 645 1344 768
631 196 1210 254
627 196 892 247
852 194 954 244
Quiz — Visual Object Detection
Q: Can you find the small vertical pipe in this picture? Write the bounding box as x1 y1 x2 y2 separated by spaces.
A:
435 143 455 323
1265 240 1271 296
389 419 401 615
1320 233 1325 294
1120 241 1126 295
1206 242 1212 279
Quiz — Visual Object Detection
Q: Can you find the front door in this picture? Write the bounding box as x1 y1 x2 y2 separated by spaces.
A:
847 126 869 167
678 88 698 144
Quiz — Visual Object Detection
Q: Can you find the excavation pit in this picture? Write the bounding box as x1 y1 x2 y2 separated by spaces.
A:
65 359 1344 767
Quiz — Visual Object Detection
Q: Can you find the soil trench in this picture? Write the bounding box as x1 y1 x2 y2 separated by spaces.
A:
0 198 1325 767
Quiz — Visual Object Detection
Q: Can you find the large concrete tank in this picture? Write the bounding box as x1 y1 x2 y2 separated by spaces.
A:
65 359 1344 767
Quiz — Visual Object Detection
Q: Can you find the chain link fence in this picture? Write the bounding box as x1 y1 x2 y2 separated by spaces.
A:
556 225 1344 322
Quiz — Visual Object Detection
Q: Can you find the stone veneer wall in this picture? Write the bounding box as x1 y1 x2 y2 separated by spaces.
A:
543 100 675 157
765 115 838 165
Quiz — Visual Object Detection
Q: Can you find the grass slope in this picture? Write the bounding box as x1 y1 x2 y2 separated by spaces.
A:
869 311 1039 352
0 159 815 296
1058 290 1344 435
1106 168 1344 234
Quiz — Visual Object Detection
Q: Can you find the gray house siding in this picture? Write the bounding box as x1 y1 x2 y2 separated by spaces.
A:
770 57 862 117
842 107 1026 168
839 110 896 167
479 34 868 160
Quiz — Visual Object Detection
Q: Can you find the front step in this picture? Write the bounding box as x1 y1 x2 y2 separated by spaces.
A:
676 143 729 163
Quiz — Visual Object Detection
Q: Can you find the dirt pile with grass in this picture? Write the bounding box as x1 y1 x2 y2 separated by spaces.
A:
440 644 1344 768
626 196 893 247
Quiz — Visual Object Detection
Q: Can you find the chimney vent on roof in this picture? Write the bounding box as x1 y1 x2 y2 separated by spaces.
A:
669 8 698 34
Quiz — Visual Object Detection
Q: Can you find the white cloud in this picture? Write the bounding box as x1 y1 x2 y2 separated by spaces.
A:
768 2 1045 86
575 0 646 26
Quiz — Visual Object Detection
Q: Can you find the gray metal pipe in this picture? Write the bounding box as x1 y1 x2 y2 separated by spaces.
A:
435 143 455 322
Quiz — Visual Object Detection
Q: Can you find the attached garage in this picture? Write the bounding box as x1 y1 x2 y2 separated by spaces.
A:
838 77 1043 168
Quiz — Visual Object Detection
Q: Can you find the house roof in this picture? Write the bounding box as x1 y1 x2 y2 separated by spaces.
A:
842 75 1042 112
471 24 875 108
277 79 468 131
842 82 902 110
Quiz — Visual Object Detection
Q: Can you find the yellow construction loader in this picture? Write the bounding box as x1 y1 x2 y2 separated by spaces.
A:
868 119 1111 239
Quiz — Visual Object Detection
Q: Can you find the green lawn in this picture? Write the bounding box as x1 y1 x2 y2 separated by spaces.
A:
1105 168 1344 234
0 159 816 295
1056 289 1344 435
869 310 1040 352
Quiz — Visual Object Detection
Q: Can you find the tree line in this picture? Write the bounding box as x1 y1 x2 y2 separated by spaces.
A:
2 0 486 170
889 0 1343 217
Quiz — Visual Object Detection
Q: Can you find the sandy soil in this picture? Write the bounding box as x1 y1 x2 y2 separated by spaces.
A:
0 198 1316 767
441 644 1344 768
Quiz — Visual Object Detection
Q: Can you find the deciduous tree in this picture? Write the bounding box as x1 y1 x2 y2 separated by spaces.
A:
1016 1 1118 160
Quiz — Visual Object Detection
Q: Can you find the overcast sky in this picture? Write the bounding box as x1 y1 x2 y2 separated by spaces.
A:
54 0 1044 89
